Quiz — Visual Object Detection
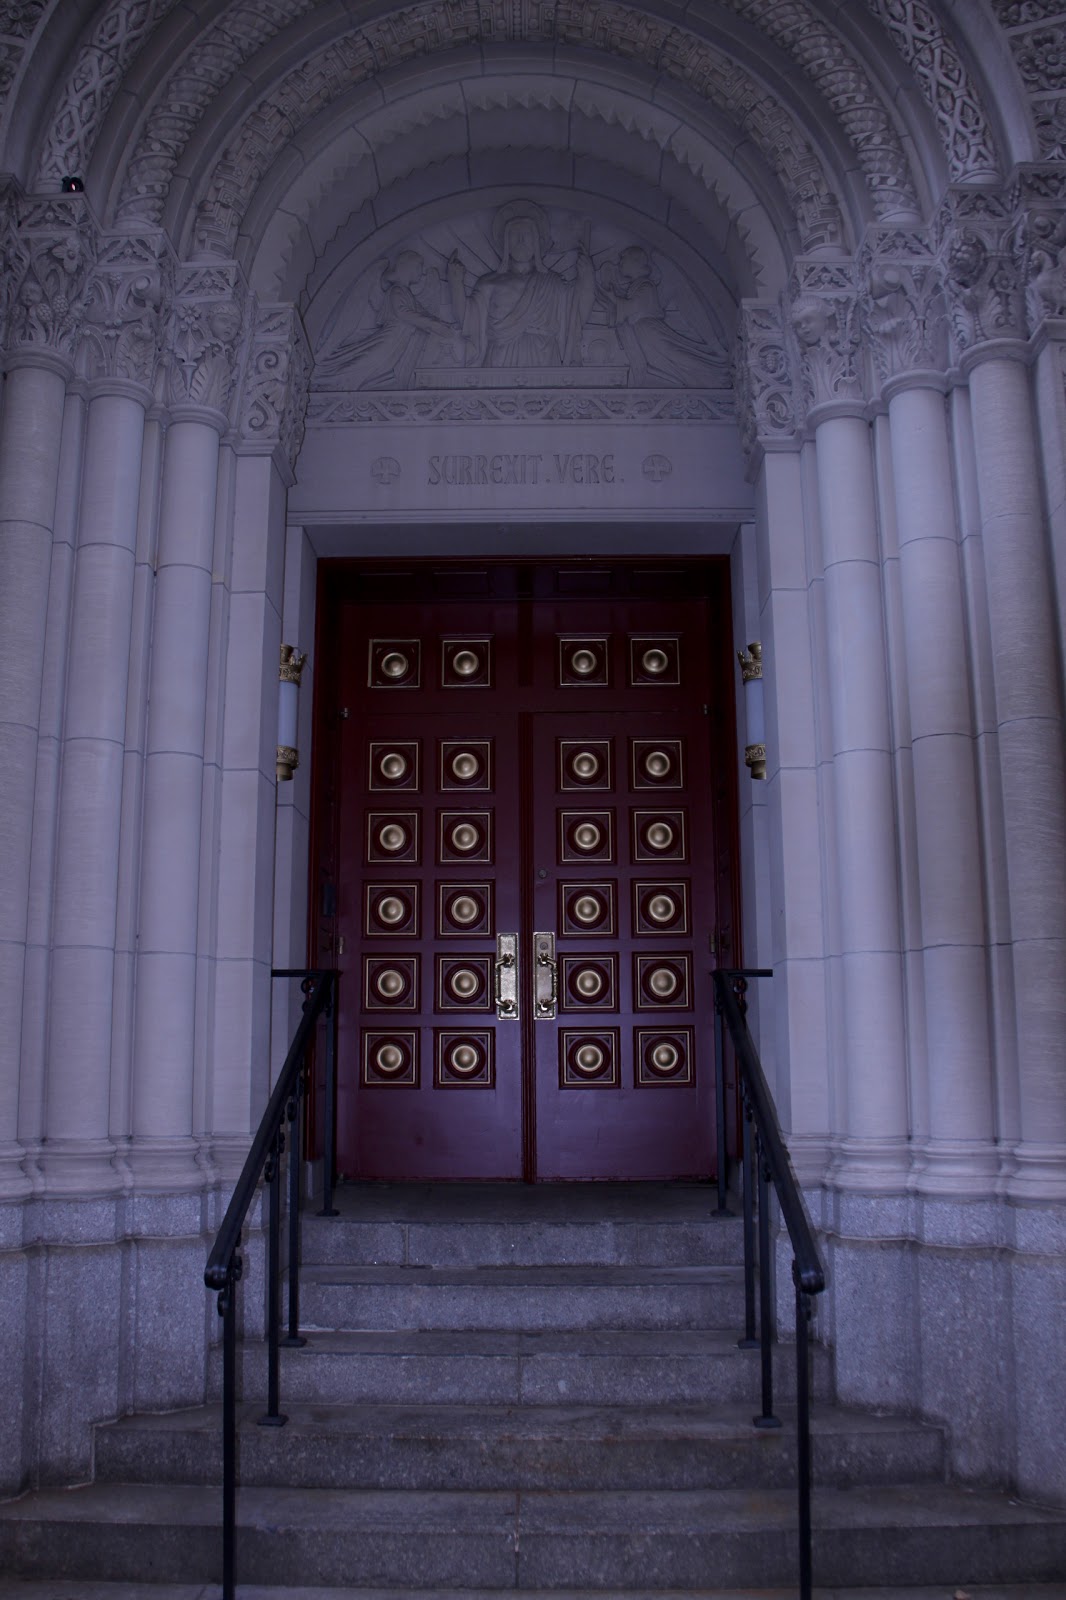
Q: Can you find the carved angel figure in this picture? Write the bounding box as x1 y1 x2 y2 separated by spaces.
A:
316 252 461 388
596 246 730 387
446 202 595 368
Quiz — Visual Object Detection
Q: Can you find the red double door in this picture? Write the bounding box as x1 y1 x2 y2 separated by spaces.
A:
331 566 734 1181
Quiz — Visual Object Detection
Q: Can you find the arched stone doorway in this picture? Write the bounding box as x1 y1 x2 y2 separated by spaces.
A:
1 0 1065 1508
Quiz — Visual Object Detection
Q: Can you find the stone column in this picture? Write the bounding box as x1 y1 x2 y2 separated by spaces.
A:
944 205 1066 1197
0 206 92 1195
863 245 996 1193
129 280 245 1189
790 274 908 1187
735 302 830 1176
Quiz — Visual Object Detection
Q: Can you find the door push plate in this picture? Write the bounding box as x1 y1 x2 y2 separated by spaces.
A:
533 931 557 1020
495 933 519 1020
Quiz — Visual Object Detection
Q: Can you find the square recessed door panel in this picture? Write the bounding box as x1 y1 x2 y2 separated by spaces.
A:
442 637 493 687
362 1029 419 1087
631 738 685 790
558 739 613 791
561 955 618 1011
558 636 609 687
437 881 494 937
558 810 615 864
629 636 680 686
366 811 420 865
560 881 617 937
368 640 420 689
368 740 421 792
633 880 690 936
364 956 420 1012
435 1029 495 1089
632 809 687 863
635 1027 695 1086
634 954 692 1010
559 1028 621 1088
436 956 493 1012
439 740 494 791
438 810 493 865
364 883 420 938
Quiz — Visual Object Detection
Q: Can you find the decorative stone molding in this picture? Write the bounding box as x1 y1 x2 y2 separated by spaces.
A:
1008 172 1066 333
305 389 734 426
722 0 919 220
5 194 94 362
237 303 312 480
78 230 172 391
859 227 947 385
733 303 796 460
937 191 1028 359
112 1 842 257
991 2 1066 162
787 263 865 417
34 0 182 188
862 0 1000 183
163 263 246 420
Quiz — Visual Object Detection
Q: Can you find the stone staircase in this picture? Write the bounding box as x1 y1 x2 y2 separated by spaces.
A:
2 1183 1066 1596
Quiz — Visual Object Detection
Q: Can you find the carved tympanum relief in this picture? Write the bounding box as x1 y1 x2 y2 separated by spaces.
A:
314 202 731 395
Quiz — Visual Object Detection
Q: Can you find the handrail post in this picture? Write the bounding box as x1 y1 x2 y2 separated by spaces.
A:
795 1269 814 1600
283 1078 307 1348
754 1140 781 1429
713 991 731 1216
219 1257 239 1600
319 976 339 1217
739 1093 757 1348
258 1134 286 1427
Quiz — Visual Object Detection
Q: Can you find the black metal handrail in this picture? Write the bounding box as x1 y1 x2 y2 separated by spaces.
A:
204 967 338 1600
712 968 826 1600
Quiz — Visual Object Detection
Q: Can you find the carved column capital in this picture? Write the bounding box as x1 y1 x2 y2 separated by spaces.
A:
236 304 312 483
734 302 797 463
163 262 248 425
858 226 947 389
4 194 96 368
937 189 1028 362
78 230 174 397
786 261 865 422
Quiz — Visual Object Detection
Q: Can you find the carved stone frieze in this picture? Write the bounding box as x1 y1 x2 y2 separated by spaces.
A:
5 195 95 361
78 231 172 389
34 0 182 188
163 264 247 417
238 303 312 474
733 303 795 457
988 5 1066 161
305 389 734 426
861 0 1000 182
859 227 946 384
787 264 864 415
936 191 1027 356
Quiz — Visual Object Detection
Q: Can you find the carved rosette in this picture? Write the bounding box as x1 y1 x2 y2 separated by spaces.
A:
787 263 865 418
937 190 1027 360
237 303 312 476
163 264 246 418
5 196 95 362
78 231 173 391
734 302 796 459
859 228 947 386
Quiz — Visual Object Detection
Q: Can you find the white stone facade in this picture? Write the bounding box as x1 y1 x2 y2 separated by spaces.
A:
0 0 1064 1509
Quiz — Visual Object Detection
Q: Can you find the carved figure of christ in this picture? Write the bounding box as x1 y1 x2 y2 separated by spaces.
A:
448 216 596 368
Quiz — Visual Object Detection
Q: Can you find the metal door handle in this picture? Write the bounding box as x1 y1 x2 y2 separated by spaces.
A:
495 933 519 1020
534 931 557 1020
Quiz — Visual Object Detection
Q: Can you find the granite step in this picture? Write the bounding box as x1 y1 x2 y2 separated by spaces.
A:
296 1263 746 1332
93 1399 943 1492
2 1481 1065 1590
239 1326 827 1407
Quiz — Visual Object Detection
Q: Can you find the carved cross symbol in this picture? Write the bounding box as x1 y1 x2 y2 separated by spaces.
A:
371 456 401 484
643 454 673 483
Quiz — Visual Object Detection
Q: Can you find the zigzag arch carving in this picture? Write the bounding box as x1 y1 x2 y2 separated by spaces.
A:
121 2 846 255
